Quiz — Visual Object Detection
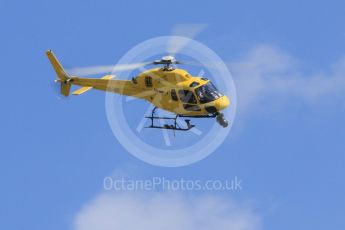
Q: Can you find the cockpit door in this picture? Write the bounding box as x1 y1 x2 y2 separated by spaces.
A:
178 90 201 112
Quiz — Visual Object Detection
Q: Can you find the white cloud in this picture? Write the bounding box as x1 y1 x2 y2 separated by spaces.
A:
74 192 261 230
230 44 345 113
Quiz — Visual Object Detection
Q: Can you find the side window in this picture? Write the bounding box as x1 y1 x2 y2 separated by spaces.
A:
145 76 152 87
171 89 178 101
178 90 197 104
189 82 200 87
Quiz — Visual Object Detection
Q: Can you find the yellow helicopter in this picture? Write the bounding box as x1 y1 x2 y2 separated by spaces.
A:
46 50 230 131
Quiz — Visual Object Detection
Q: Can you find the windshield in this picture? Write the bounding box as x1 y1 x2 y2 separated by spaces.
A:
195 82 223 103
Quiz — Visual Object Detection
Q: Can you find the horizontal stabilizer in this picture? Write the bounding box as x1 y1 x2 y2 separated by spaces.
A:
72 86 93 95
101 75 115 80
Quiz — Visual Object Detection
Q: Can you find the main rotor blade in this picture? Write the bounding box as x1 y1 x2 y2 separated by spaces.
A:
168 24 207 56
178 60 223 69
66 62 152 76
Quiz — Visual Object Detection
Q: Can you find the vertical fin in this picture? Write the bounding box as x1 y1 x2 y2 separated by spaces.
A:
46 50 69 81
46 50 71 96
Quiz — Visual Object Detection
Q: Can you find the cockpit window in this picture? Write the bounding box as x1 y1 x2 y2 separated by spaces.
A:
178 90 197 104
195 82 223 103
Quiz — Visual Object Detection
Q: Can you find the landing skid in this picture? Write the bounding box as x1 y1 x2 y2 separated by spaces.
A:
145 107 195 131
144 107 228 131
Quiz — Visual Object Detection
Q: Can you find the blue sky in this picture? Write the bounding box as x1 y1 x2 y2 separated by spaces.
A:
1 0 345 229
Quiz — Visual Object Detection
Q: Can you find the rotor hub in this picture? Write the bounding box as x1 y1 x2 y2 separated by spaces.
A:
154 55 179 64
161 55 176 63
153 55 180 70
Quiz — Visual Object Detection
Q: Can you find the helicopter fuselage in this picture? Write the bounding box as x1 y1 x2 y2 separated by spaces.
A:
69 67 230 116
